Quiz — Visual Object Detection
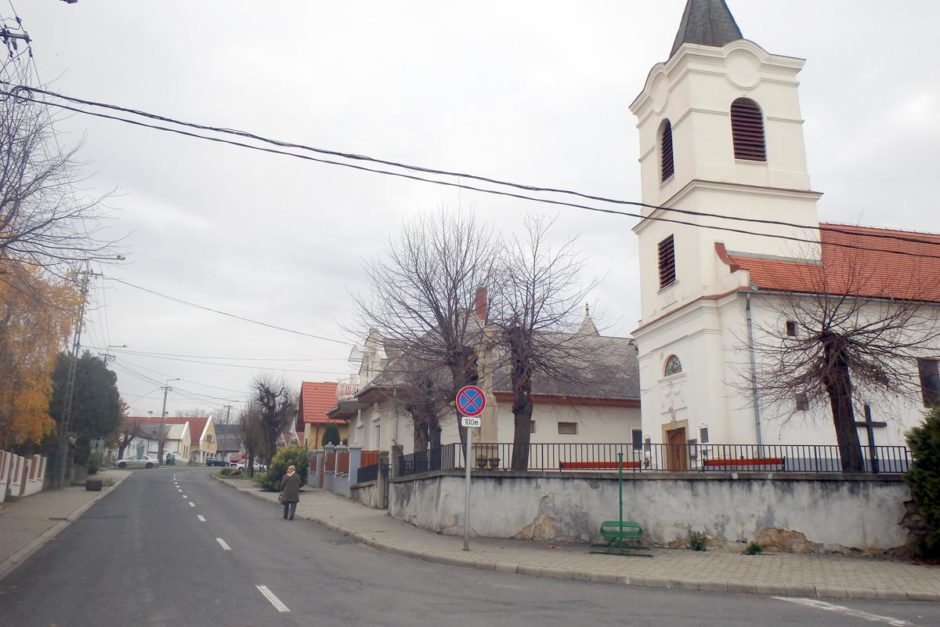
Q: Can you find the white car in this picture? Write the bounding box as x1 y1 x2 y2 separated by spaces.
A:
116 455 158 469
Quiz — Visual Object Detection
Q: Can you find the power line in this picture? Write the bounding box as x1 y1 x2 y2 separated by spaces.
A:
86 345 351 362
103 276 352 345
5 84 940 261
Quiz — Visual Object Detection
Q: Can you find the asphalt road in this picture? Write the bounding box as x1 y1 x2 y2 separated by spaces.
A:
0 467 937 626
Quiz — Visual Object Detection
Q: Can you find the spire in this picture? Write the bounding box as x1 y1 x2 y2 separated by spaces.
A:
670 0 744 57
577 304 599 336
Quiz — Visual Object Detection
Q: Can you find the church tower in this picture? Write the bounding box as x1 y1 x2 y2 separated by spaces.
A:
629 0 823 453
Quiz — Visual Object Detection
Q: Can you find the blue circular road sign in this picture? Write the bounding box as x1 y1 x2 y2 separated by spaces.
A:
456 385 486 417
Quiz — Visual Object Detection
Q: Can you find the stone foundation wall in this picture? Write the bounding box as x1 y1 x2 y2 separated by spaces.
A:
389 471 910 554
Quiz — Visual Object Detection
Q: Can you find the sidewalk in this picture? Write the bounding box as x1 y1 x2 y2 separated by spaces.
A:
0 469 130 581
216 476 940 602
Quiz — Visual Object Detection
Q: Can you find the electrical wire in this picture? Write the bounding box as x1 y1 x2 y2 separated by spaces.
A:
103 276 352 345
4 85 940 261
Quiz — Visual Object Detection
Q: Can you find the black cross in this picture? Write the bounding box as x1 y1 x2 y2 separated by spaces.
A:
854 404 887 474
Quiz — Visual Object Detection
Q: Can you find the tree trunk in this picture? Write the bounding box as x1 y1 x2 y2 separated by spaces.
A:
449 346 480 452
824 341 864 472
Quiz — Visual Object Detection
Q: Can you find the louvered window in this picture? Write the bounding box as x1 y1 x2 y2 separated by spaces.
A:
658 235 676 288
730 98 766 161
660 119 675 182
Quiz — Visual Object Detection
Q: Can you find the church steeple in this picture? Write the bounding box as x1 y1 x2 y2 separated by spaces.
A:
670 0 744 57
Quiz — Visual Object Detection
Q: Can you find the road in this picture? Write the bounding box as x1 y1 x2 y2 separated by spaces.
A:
0 468 937 626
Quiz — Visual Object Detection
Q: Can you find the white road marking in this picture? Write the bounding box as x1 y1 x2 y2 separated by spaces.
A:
182 494 187 498
774 597 910 626
216 537 231 551
197 515 206 522
188 501 195 507
256 585 290 613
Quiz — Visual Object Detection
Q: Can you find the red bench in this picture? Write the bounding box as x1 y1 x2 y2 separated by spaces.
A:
559 460 641 471
703 457 785 471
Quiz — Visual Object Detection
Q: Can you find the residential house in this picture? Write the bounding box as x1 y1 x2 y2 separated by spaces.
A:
629 0 940 458
300 381 348 447
121 419 190 463
214 423 243 462
123 416 216 463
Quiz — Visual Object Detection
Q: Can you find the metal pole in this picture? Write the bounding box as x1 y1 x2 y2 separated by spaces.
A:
618 452 623 526
158 384 171 463
463 422 471 551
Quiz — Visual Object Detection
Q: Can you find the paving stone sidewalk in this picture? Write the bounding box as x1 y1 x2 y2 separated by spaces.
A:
216 475 940 602
0 469 130 581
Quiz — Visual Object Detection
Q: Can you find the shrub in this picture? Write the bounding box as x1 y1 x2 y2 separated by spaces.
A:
87 452 102 475
220 467 242 477
321 424 340 446
745 541 763 555
689 531 707 551
261 446 310 491
906 407 940 558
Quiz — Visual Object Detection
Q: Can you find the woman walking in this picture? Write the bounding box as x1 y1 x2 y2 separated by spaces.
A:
279 464 302 520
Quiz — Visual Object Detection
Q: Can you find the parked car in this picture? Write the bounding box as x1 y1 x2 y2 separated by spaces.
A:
206 458 228 467
116 455 158 469
231 461 267 472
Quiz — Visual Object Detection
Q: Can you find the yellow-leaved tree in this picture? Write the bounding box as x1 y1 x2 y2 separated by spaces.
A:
0 261 78 448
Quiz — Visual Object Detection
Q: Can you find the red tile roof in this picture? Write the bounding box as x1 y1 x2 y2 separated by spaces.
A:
127 416 208 446
299 382 344 424
724 223 940 302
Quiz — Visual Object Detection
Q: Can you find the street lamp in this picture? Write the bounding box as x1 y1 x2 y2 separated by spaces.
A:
102 344 127 364
158 378 181 464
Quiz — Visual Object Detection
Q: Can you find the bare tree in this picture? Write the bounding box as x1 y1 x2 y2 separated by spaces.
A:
252 374 295 464
115 415 142 461
0 85 117 274
238 401 264 478
489 216 597 470
356 208 498 449
750 248 940 472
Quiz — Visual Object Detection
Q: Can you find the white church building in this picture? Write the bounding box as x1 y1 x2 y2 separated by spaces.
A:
630 0 940 463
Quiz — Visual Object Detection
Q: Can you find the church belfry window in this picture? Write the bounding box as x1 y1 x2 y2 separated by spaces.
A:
730 98 766 161
664 355 682 376
658 235 676 288
660 119 675 182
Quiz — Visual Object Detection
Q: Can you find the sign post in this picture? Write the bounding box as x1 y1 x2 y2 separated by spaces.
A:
456 385 486 552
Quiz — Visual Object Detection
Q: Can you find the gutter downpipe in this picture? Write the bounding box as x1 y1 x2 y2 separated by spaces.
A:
746 291 764 453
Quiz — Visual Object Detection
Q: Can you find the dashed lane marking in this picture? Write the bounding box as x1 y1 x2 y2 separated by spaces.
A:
256 585 290 613
197 515 206 522
773 597 910 626
216 538 231 551
188 502 195 508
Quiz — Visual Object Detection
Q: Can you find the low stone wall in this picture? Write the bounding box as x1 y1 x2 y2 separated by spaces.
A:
389 471 910 554
351 480 382 508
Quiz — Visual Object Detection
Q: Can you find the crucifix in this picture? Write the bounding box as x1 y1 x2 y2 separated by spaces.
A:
854 404 887 473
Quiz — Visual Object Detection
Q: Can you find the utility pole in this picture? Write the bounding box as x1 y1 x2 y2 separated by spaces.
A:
158 379 179 464
56 265 90 489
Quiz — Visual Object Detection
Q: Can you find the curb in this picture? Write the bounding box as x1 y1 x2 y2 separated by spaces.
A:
211 477 939 603
0 472 131 582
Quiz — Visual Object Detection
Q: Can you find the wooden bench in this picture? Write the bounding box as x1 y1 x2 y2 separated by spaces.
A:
599 520 643 550
703 457 786 471
559 460 641 471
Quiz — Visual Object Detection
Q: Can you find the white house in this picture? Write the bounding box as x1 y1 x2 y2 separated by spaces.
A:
629 0 940 460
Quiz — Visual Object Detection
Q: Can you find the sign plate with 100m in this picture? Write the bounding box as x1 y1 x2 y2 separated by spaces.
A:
460 416 482 428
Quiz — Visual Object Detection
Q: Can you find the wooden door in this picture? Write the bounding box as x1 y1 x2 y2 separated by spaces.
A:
667 427 689 471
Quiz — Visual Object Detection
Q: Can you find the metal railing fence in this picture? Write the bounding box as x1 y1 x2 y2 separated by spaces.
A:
393 441 910 476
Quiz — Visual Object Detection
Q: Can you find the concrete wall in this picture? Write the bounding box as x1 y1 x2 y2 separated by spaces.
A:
389 472 910 554
1 450 47 500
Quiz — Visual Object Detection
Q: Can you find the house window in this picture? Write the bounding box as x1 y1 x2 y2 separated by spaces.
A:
631 429 643 451
785 320 798 337
372 423 381 448
919 359 940 407
731 98 766 161
530 420 536 434
664 355 682 376
795 393 809 411
558 422 578 435
660 119 675 182
699 427 709 444
658 235 676 288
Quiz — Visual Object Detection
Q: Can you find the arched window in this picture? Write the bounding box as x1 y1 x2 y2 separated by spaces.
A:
659 119 675 182
664 355 682 376
730 98 766 161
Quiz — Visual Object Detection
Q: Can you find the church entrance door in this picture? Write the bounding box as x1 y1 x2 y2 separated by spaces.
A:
666 427 688 472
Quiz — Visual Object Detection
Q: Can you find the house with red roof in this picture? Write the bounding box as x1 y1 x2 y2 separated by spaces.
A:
299 381 348 447
629 0 940 463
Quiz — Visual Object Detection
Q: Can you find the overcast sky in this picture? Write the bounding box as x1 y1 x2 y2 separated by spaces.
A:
12 1 939 419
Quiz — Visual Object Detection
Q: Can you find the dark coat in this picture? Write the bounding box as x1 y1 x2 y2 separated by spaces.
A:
279 472 302 503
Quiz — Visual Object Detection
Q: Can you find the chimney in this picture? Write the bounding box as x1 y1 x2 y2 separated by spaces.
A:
474 287 488 321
